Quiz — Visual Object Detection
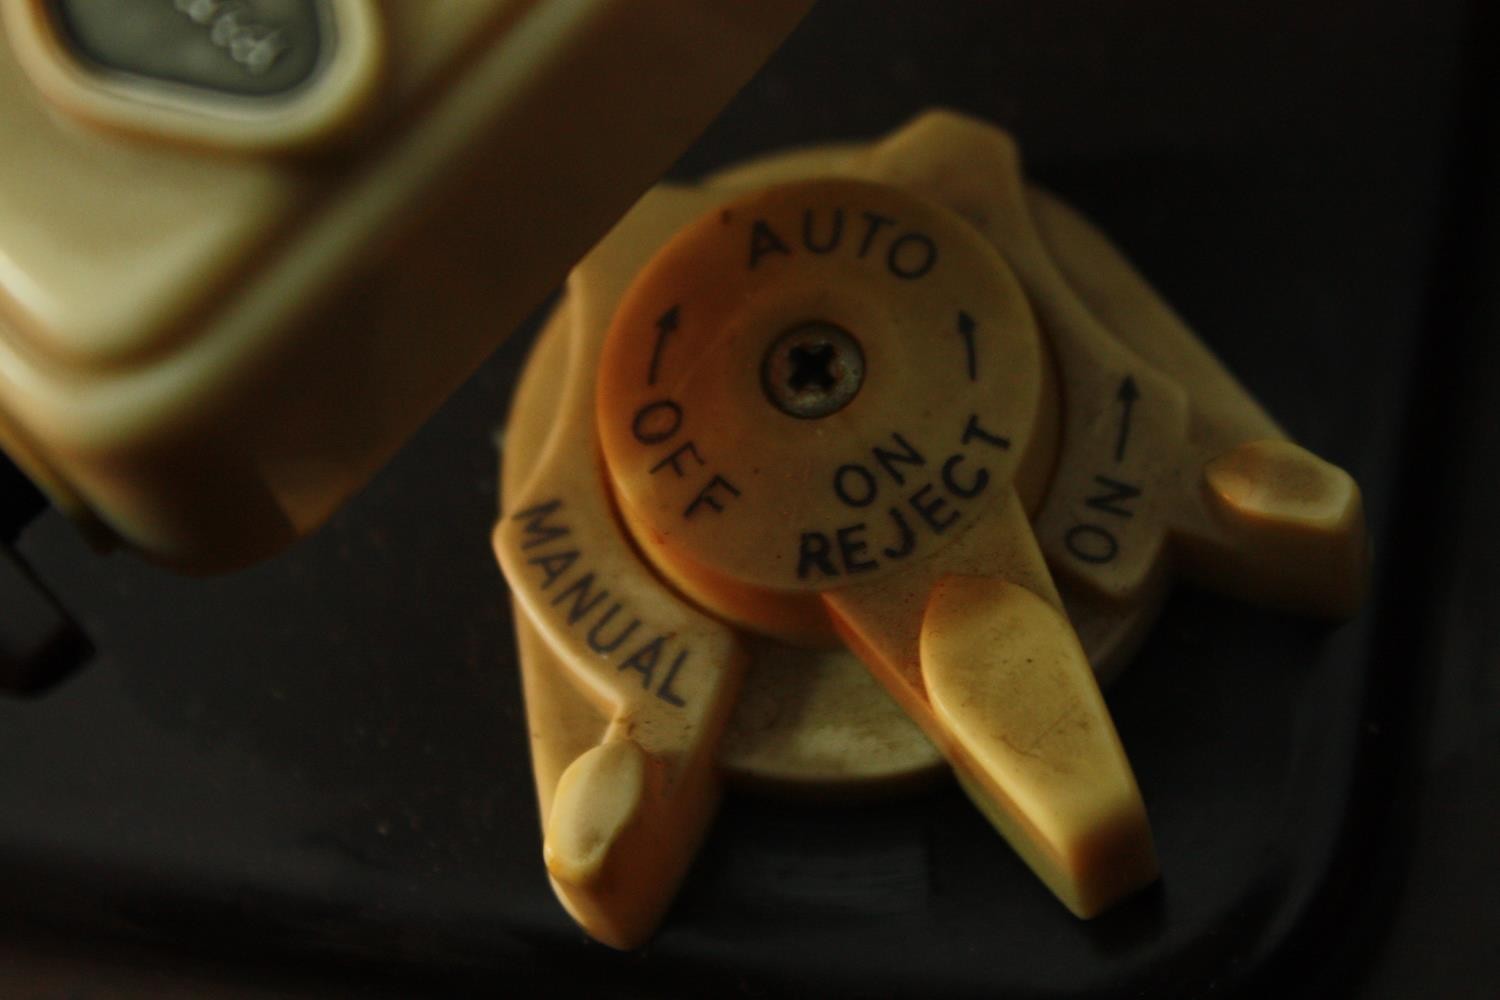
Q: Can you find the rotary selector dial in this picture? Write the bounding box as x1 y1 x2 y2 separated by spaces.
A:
597 178 1056 645
494 112 1369 950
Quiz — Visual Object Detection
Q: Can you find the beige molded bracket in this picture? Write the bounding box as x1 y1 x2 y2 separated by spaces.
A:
495 111 1368 949
0 0 813 569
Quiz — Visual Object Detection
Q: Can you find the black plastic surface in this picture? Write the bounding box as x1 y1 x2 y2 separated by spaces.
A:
2 3 1496 996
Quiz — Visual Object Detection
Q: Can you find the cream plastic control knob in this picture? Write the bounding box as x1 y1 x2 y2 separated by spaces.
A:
588 174 1155 918
596 178 1058 645
494 111 1369 950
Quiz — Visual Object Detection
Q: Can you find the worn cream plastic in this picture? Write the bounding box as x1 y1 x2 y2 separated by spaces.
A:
496 112 1370 949
866 117 1369 629
0 0 813 569
493 194 748 944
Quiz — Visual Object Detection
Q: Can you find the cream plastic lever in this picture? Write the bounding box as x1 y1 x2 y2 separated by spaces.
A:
495 192 749 950
589 174 1157 918
855 115 1367 640
494 112 1368 948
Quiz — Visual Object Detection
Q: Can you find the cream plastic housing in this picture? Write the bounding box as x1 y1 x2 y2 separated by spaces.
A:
0 0 813 569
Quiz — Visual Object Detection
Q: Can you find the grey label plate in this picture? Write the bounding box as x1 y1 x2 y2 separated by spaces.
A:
51 0 330 98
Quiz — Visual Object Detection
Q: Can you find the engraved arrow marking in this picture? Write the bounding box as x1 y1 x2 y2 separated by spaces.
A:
1114 376 1139 462
958 310 977 381
647 305 680 387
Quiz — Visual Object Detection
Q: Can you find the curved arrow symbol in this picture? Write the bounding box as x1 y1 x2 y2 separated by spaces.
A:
1114 376 1139 462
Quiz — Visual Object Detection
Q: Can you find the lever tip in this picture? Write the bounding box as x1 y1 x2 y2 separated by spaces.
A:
544 739 647 887
921 575 1158 917
1201 439 1369 618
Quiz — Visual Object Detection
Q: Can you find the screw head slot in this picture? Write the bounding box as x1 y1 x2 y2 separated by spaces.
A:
761 321 865 419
